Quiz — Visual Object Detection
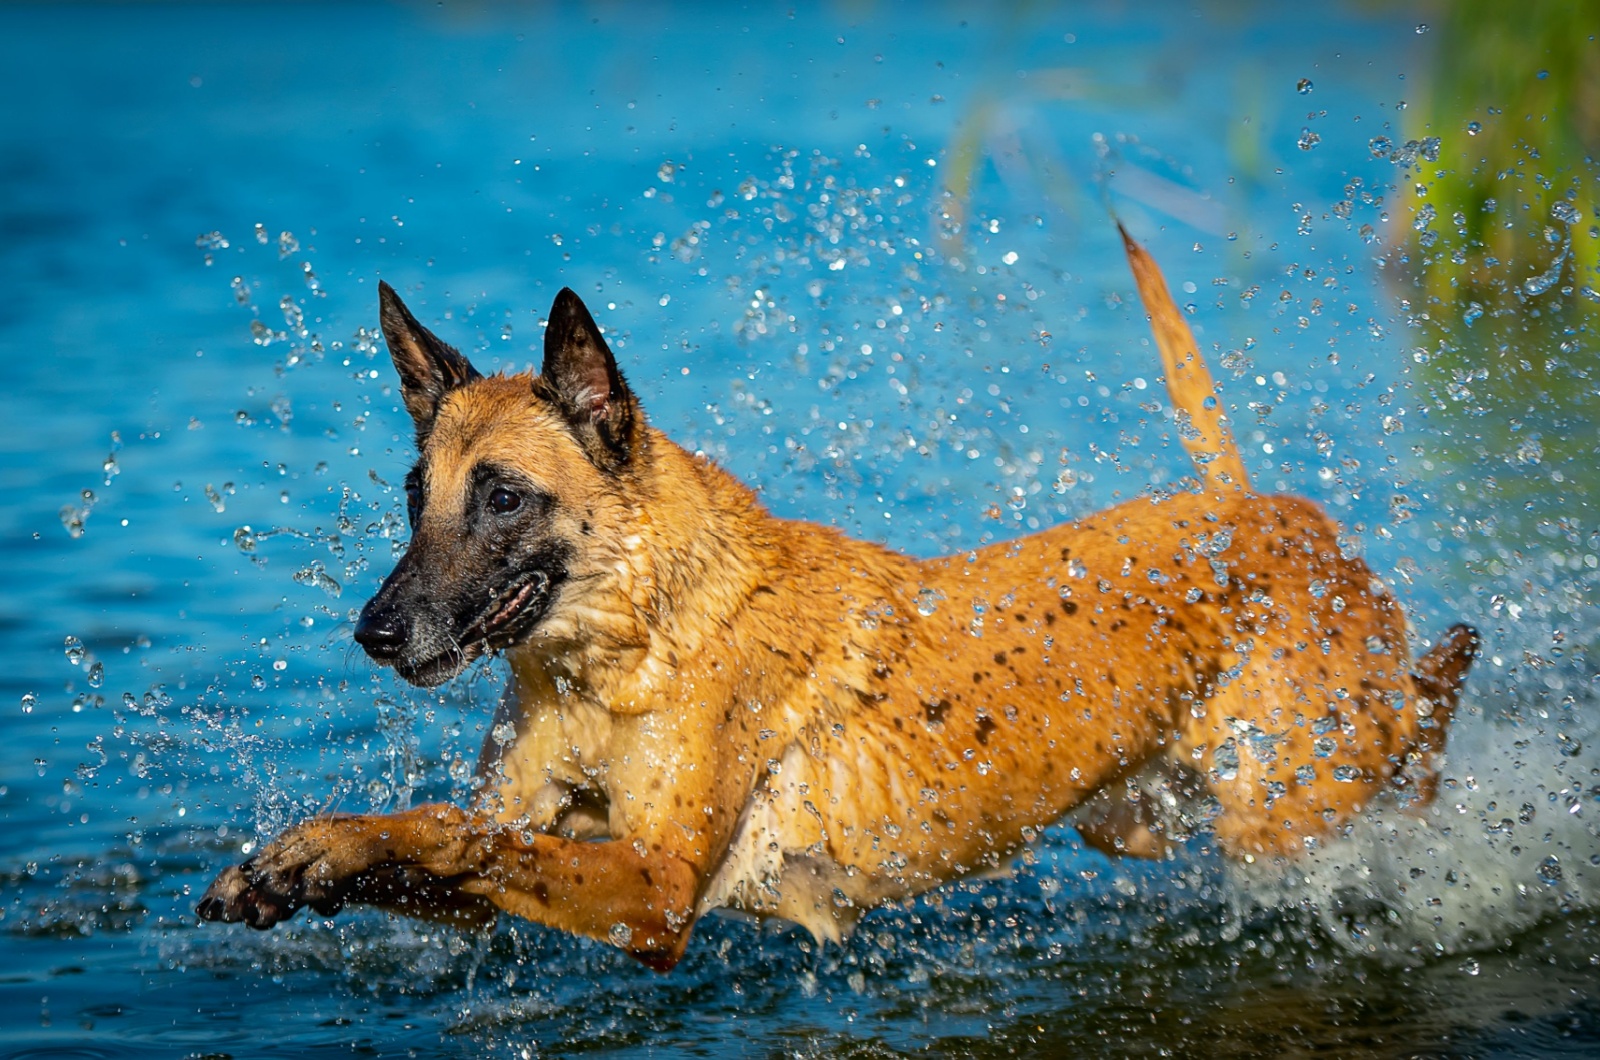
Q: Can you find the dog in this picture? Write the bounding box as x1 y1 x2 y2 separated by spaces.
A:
198 226 1477 971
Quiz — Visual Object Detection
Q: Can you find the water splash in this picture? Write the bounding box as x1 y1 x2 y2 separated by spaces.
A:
291 560 342 598
1522 239 1569 296
59 488 96 538
1234 690 1600 962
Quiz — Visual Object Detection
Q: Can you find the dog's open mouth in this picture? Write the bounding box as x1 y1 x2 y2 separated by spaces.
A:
400 573 556 688
469 571 552 649
394 572 554 687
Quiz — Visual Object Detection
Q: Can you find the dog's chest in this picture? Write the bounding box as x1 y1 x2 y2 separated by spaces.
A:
479 676 618 828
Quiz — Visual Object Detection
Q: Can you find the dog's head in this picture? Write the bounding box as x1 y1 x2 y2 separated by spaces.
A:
353 282 645 686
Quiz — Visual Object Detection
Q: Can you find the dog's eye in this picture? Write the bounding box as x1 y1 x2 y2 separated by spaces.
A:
489 487 522 514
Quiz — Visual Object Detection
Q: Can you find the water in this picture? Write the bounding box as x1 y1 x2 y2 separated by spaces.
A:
2 3 1597 1056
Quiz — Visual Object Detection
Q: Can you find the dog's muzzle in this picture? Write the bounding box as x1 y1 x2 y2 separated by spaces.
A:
352 601 409 661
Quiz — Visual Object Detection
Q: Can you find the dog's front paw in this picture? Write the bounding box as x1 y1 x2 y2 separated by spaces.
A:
197 819 371 929
196 862 298 928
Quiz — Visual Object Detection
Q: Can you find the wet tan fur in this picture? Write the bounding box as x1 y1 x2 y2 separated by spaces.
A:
200 236 1473 971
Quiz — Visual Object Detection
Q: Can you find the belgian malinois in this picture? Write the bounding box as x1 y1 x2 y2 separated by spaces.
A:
199 227 1477 970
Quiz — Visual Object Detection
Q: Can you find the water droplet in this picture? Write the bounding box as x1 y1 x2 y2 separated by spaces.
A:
292 561 342 598
59 489 97 539
64 636 85 666
250 675 266 691
279 297 304 337
1296 78 1313 94
233 526 257 553
1297 128 1322 151
1314 736 1338 758
1523 264 1561 296
87 662 104 689
1459 957 1479 976
250 320 276 346
1212 739 1239 782
1416 22 1429 34
59 506 86 538
20 692 36 714
1368 136 1394 159
915 587 944 617
657 160 677 183
1463 301 1484 326
1512 437 1544 466
1466 120 1481 136
1332 764 1359 782
1536 854 1563 886
1551 201 1582 225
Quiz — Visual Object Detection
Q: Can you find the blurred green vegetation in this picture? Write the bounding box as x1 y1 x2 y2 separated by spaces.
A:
1394 0 1600 564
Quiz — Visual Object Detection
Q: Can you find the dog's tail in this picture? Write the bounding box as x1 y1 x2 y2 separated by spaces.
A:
1119 223 1251 492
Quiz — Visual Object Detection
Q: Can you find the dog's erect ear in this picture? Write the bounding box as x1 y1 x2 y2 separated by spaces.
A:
539 288 640 472
378 281 483 440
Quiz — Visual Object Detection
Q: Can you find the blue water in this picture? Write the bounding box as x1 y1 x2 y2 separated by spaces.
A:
3 3 1596 1057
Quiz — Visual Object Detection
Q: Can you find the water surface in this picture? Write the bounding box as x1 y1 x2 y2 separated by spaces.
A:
1 4 1596 1057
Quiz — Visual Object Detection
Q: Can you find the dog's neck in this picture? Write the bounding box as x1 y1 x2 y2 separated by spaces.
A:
507 429 779 712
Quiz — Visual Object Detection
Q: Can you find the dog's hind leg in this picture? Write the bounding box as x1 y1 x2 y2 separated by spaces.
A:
1392 623 1479 810
1406 623 1478 756
1167 496 1425 858
1073 759 1206 860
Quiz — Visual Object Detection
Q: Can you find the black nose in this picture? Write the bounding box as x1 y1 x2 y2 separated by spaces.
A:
353 604 409 660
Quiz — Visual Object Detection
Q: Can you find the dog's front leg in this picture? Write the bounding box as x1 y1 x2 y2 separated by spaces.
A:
198 802 702 969
197 803 478 930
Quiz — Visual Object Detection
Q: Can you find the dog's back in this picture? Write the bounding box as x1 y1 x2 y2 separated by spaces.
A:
693 231 1476 937
694 486 1471 937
